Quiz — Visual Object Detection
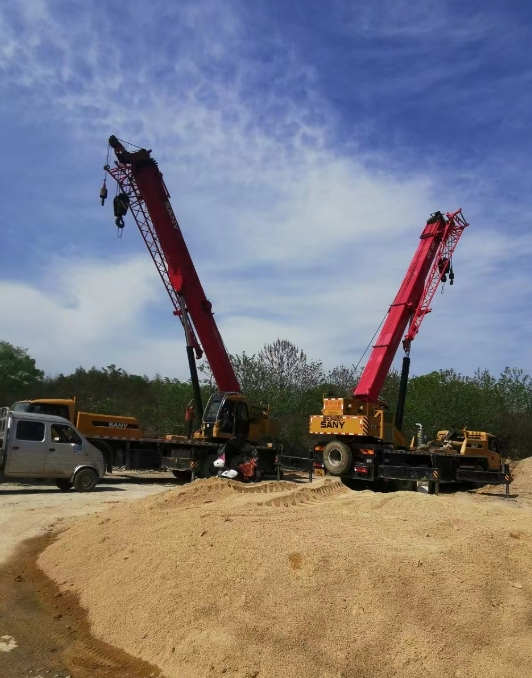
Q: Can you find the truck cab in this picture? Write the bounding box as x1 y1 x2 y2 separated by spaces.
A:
0 408 105 492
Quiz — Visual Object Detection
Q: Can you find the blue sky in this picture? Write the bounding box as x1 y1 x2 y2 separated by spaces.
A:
0 0 531 381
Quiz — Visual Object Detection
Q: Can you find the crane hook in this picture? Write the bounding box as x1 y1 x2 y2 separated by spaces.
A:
100 179 108 206
113 192 130 229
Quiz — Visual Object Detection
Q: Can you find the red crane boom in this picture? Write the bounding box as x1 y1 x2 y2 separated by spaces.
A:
104 137 241 396
354 209 468 403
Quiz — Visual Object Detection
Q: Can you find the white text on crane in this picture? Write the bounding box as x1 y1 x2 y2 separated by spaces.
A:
165 201 181 233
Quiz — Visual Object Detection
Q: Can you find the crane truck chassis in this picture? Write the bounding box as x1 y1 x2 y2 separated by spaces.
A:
274 441 512 496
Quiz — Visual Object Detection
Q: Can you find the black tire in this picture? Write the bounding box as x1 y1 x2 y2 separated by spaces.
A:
390 479 418 492
171 469 191 480
73 468 99 492
200 453 219 479
322 441 352 475
56 479 73 492
341 478 369 491
90 439 114 474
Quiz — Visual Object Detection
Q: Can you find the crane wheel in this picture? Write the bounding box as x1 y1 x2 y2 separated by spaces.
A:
322 441 352 475
200 453 219 479
171 470 191 480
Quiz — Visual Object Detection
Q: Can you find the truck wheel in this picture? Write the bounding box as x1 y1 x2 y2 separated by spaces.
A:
322 441 352 475
200 453 219 479
171 470 191 480
56 479 73 492
91 440 114 474
73 468 99 492
390 479 418 492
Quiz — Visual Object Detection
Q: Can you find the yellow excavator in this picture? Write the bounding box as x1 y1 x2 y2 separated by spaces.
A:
414 428 503 471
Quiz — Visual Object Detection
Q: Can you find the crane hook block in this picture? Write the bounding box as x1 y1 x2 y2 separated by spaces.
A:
100 184 108 206
113 192 130 229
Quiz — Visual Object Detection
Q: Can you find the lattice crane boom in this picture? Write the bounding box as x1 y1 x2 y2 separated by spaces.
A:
354 209 469 404
104 137 241 396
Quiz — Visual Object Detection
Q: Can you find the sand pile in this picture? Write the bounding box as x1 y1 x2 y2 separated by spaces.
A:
510 456 532 496
39 475 532 678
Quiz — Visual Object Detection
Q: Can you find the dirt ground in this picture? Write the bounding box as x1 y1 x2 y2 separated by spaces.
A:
37 462 532 678
0 471 176 677
0 471 176 565
2 464 532 678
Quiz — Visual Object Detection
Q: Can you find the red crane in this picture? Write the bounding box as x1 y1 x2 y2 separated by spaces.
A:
354 209 468 427
102 136 241 420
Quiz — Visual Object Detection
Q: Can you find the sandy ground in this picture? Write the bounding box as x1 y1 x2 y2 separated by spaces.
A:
37 461 532 678
0 471 176 565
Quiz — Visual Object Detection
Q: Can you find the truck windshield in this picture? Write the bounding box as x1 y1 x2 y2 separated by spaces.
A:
12 402 70 420
203 395 223 423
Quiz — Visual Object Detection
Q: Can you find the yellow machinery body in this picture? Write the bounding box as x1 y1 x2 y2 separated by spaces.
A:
310 398 503 471
14 395 277 446
429 429 502 470
13 398 143 441
309 396 406 447
196 393 279 444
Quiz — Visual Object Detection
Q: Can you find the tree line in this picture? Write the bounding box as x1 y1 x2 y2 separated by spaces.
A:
1 339 531 459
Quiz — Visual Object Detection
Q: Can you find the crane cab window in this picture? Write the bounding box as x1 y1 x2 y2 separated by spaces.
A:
234 402 250 437
219 401 236 433
236 402 249 423
488 437 500 453
204 396 223 423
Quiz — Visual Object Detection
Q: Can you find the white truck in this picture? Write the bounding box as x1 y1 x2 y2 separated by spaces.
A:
0 407 106 492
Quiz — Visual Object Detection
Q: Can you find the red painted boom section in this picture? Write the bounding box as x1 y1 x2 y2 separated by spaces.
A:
354 210 468 403
107 138 241 394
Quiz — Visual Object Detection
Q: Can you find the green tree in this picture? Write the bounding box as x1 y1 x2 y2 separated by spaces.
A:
0 341 44 405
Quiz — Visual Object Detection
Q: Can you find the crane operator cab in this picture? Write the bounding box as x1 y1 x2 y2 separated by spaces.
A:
198 393 249 440
197 393 278 444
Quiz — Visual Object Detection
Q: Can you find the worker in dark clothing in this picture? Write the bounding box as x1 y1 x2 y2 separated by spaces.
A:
219 401 235 434
185 400 195 438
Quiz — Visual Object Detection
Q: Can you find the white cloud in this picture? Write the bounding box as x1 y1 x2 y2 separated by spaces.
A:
0 0 531 384
0 256 190 377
